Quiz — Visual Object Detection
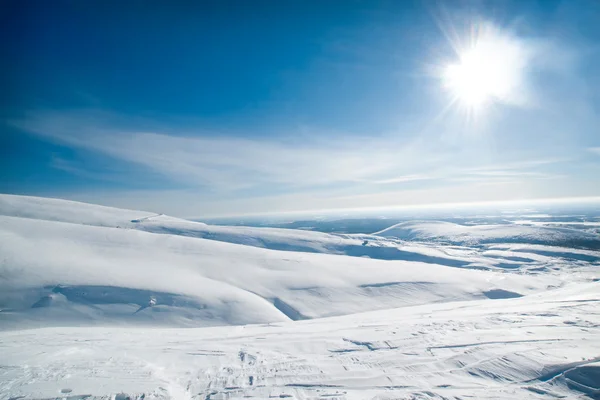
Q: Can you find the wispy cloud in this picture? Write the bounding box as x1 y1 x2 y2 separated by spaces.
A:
49 155 164 186
50 156 107 180
10 110 589 216
12 110 443 192
356 174 436 185
464 158 569 173
67 177 580 217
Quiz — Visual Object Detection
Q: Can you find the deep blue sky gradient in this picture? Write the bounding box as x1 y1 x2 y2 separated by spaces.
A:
2 0 599 216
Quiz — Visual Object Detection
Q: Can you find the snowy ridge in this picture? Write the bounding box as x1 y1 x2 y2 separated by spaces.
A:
0 194 161 228
0 213 548 329
373 220 600 248
3 194 599 271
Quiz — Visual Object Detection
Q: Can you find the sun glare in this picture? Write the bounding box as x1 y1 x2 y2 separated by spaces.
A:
441 23 527 113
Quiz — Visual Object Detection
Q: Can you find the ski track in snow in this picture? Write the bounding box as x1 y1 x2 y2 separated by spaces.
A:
0 194 599 399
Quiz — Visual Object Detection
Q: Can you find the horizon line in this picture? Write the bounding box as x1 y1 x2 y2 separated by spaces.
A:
192 195 600 220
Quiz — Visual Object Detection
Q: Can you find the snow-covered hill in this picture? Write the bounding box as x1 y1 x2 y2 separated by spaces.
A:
0 194 159 228
373 220 600 249
2 194 598 271
0 194 598 399
0 195 558 329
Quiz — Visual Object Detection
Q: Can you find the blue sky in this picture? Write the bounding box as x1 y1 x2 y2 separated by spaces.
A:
2 0 600 217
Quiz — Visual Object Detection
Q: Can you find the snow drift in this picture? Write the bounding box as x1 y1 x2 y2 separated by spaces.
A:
0 194 563 329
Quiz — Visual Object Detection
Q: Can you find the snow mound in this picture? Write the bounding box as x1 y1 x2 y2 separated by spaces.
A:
0 200 553 330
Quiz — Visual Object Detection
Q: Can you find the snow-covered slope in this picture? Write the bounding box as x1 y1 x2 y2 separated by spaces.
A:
1 282 598 400
0 194 160 228
0 212 549 329
3 194 599 271
1 194 598 399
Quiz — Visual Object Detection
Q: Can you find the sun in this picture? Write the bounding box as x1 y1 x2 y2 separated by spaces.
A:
444 47 510 108
441 23 527 112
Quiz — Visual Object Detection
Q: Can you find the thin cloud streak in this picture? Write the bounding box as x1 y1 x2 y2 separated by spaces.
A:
63 177 598 218
11 110 589 217
15 111 570 193
12 111 443 191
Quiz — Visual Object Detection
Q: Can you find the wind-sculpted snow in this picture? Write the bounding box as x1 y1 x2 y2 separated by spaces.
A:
0 283 598 399
0 214 550 329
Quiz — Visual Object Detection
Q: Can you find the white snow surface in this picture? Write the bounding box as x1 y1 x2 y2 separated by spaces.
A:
1 283 599 399
0 194 599 399
0 195 552 329
373 220 600 248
